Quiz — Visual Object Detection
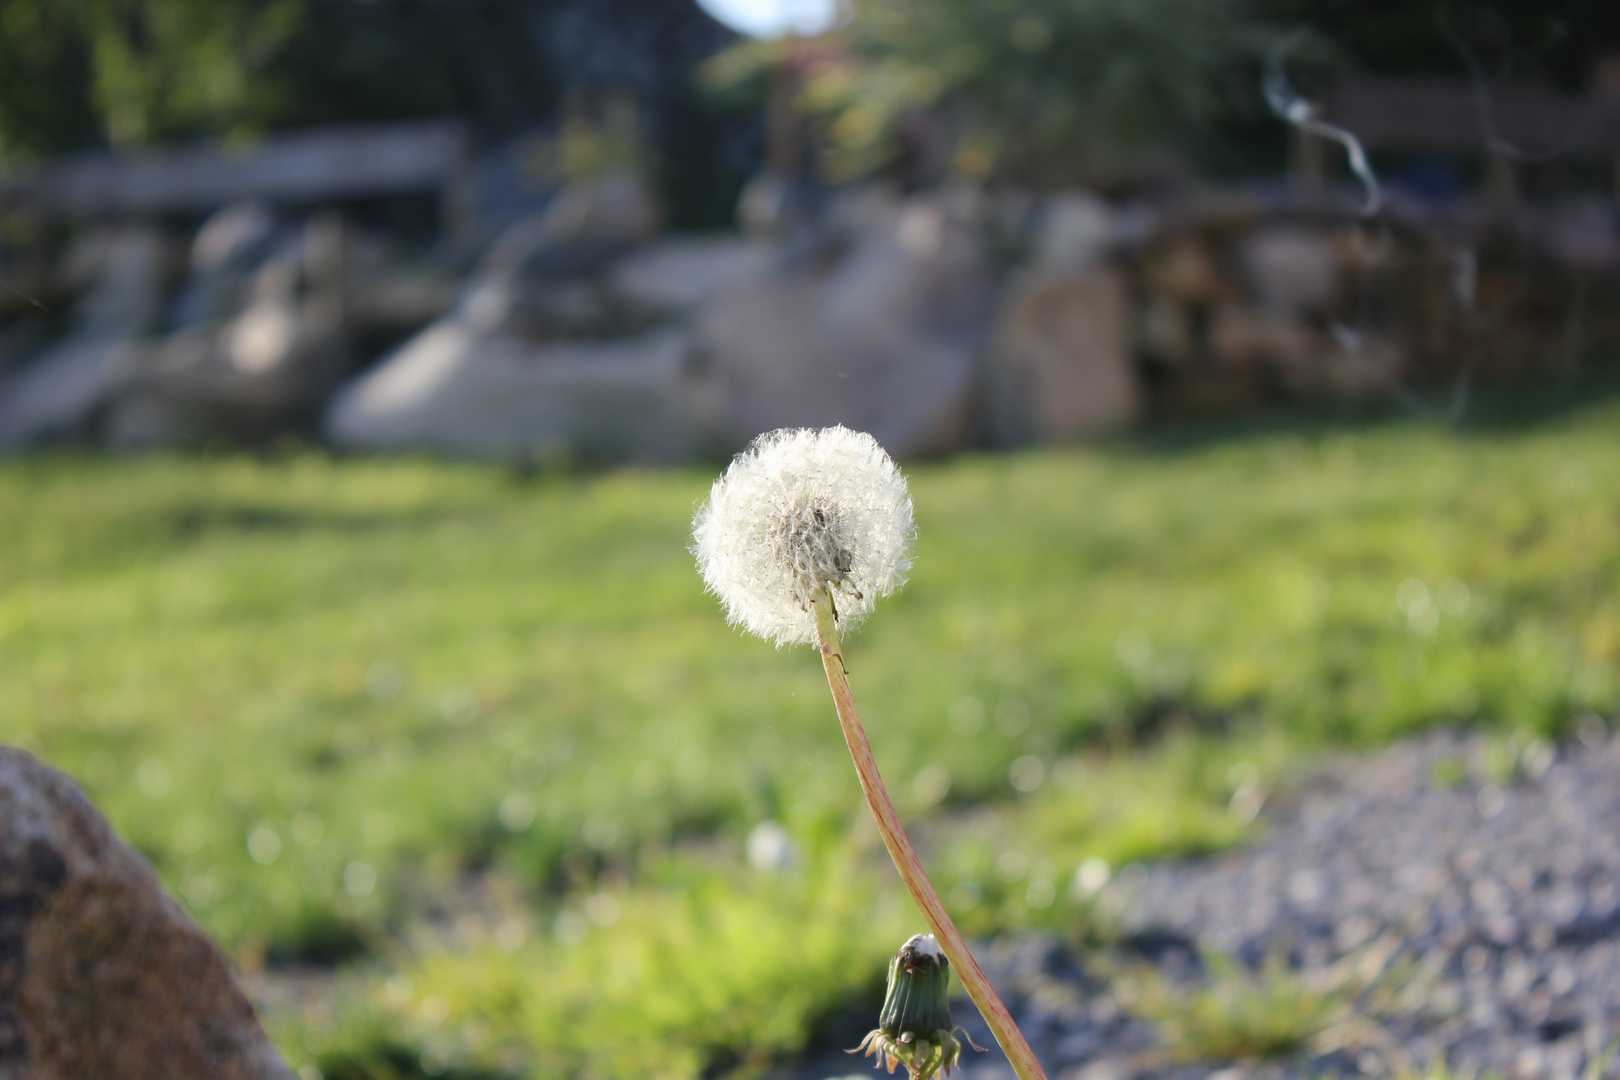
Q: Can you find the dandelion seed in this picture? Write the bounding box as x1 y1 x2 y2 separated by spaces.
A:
692 426 914 647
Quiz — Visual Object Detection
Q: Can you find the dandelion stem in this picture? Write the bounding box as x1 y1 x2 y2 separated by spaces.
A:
812 591 1048 1080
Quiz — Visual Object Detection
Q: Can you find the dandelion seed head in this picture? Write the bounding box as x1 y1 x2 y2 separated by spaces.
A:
692 426 914 647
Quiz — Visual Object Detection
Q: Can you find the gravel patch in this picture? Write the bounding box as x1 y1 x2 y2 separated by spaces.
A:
899 727 1620 1080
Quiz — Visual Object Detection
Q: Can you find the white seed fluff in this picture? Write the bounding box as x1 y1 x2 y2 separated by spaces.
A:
904 932 945 961
692 426 914 647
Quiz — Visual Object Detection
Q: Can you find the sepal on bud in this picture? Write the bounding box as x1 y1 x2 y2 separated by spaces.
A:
852 934 983 1080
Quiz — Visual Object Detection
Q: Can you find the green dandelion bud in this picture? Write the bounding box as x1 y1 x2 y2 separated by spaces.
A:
854 934 983 1080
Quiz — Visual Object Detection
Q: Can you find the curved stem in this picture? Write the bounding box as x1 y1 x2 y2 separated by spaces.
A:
812 593 1047 1080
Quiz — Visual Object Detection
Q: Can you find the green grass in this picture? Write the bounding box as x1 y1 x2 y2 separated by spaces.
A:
4 397 1620 1077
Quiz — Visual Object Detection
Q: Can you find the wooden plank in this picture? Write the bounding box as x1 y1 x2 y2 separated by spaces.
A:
0 120 471 216
1325 77 1620 159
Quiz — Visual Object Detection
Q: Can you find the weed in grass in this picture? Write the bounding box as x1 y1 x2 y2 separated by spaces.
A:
1119 922 1449 1070
273 847 913 1080
1119 950 1349 1063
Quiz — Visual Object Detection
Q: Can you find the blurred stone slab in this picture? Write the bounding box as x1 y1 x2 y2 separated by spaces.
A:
1034 191 1115 273
0 340 144 447
985 267 1136 443
535 171 661 250
71 227 174 340
609 236 773 317
325 323 706 462
0 214 354 450
0 121 470 220
0 226 171 446
0 746 292 1080
105 220 351 449
692 191 994 457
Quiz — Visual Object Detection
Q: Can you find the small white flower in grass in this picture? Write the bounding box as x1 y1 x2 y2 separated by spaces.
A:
693 426 914 646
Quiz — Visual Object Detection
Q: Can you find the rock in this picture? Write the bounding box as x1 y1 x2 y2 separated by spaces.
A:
49 225 174 325
461 204 665 343
609 237 773 318
99 216 351 448
325 323 705 462
0 745 292 1080
693 190 994 457
226 290 305 376
0 227 170 445
1240 225 1344 318
0 340 144 447
72 226 172 341
192 202 278 274
53 226 119 298
984 267 1137 443
0 216 319 449
1034 192 1114 273
172 202 280 328
534 170 660 250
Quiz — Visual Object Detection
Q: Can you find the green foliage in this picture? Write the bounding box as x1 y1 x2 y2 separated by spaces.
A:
0 0 564 158
0 0 306 154
76 0 305 146
0 0 100 158
712 0 1266 182
0 1 734 223
1250 0 1620 92
369 863 901 1079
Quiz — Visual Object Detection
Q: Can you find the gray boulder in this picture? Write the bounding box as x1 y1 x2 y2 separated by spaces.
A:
985 267 1137 443
0 227 170 446
325 202 721 463
692 189 995 457
171 202 280 328
0 340 144 447
325 323 706 462
1034 191 1115 273
71 226 172 341
100 215 350 449
536 170 661 250
0 746 292 1080
609 237 773 319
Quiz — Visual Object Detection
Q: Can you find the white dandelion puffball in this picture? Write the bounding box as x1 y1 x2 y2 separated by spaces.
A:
693 426 914 647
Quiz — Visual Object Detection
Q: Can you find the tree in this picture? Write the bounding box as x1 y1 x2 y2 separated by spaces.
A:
0 0 102 159
710 0 1266 186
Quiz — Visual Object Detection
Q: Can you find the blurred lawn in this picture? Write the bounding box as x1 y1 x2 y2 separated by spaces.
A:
2 399 1617 1077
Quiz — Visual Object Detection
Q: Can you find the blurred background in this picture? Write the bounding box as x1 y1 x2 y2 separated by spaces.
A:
3 1 1620 1077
